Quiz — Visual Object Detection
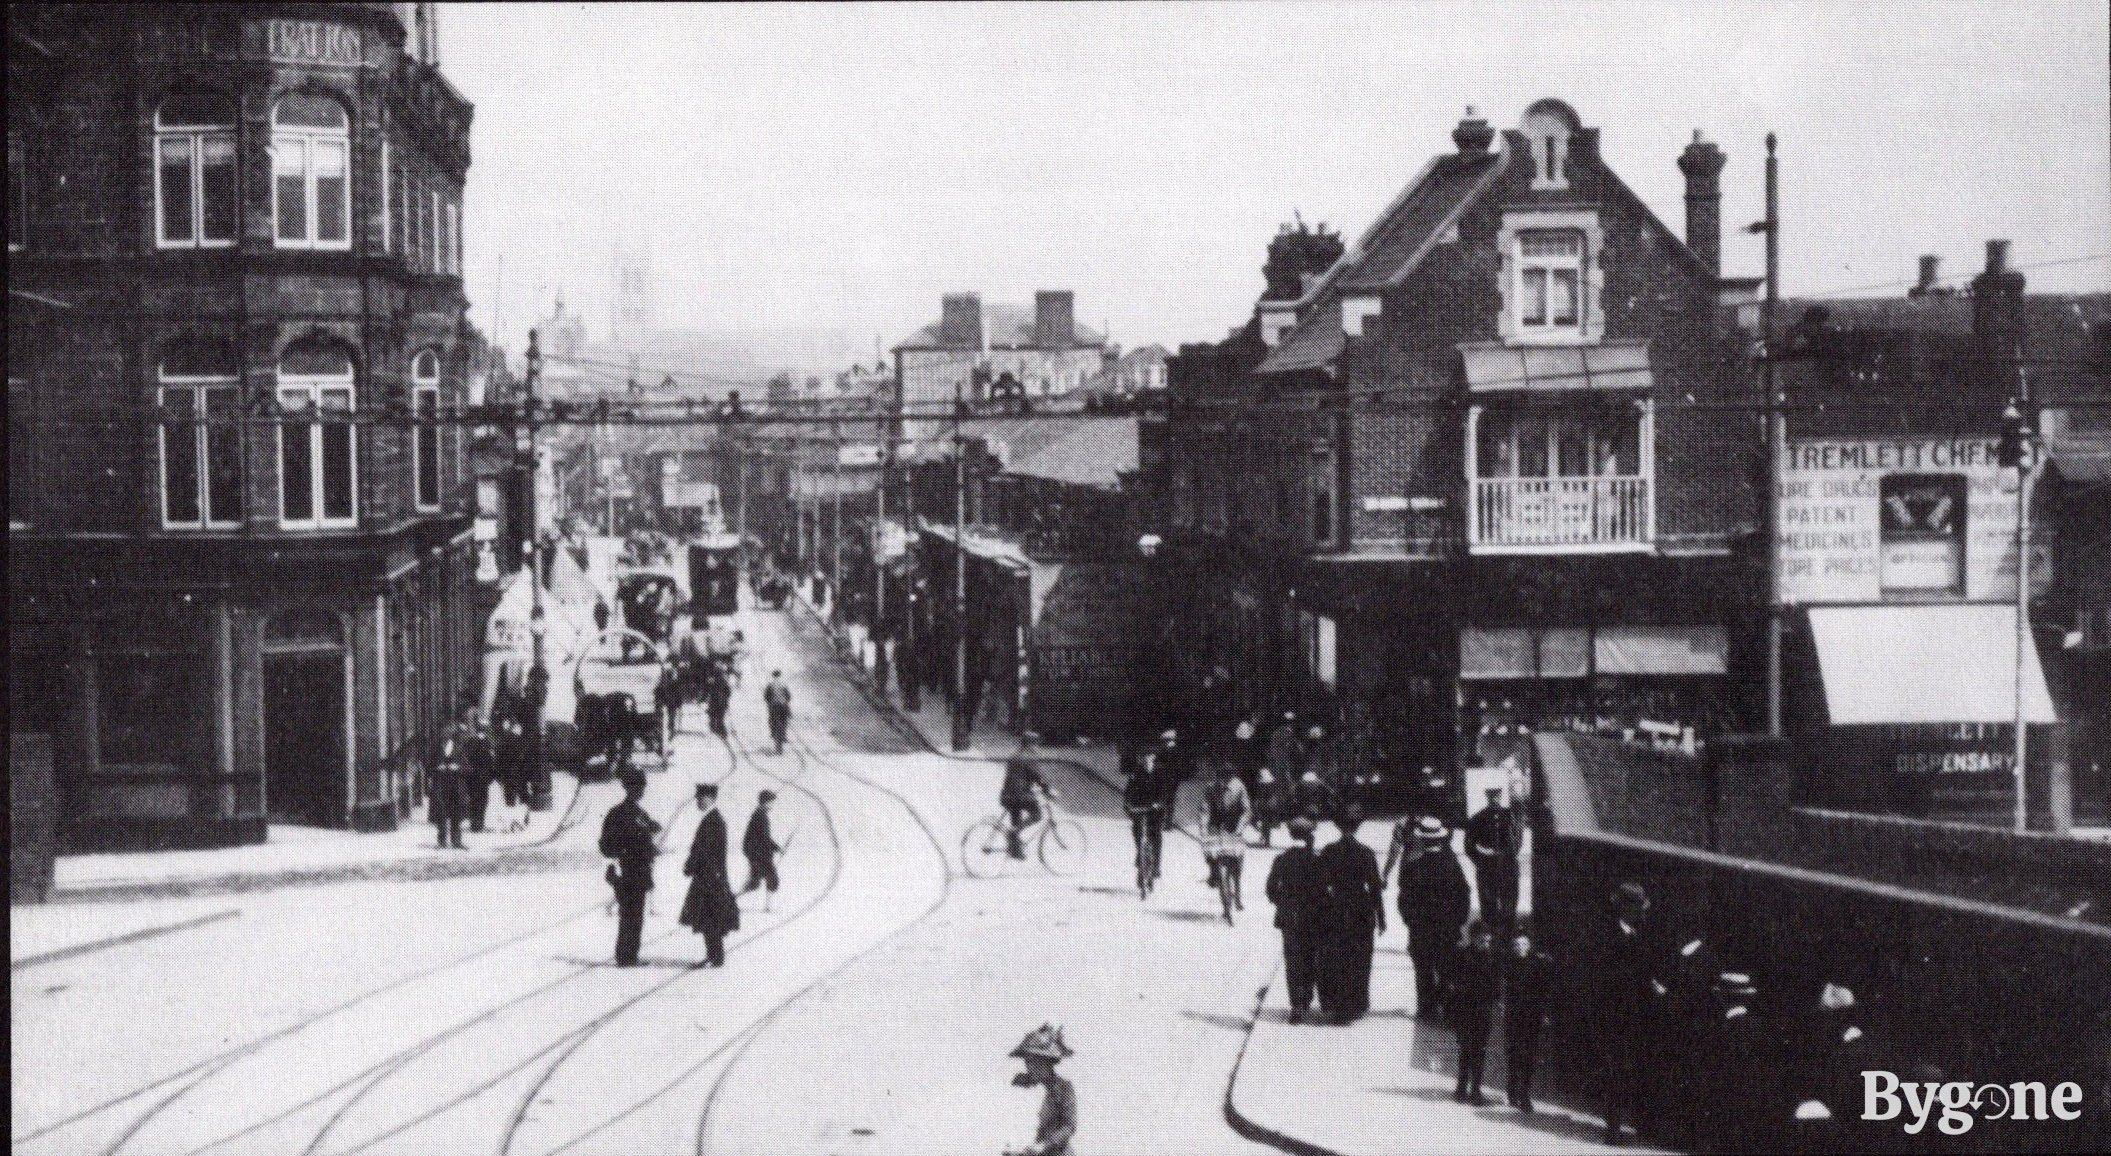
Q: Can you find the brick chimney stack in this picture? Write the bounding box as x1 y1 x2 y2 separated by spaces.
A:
939 293 984 350
1972 240 2026 366
1909 255 1945 297
1677 130 1727 279
1034 290 1076 348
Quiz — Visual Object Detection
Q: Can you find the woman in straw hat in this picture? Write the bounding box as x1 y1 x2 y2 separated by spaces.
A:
1004 1024 1077 1156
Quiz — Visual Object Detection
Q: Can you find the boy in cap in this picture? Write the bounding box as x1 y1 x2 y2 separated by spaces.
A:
741 789 783 911
1005 1024 1077 1156
1451 919 1500 1105
1502 919 1556 1112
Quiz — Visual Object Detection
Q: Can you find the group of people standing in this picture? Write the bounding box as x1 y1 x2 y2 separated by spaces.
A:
597 770 785 968
428 692 537 849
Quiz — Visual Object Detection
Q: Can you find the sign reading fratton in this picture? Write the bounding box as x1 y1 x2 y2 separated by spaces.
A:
268 19 363 66
1776 436 2046 605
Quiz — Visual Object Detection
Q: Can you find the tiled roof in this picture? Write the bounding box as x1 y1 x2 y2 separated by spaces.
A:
1256 300 1344 375
899 302 1108 350
1334 151 1507 292
1005 417 1140 489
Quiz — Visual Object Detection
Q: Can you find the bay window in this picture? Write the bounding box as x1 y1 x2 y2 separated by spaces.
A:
412 348 441 509
158 338 244 528
271 95 350 249
278 340 357 527
155 95 238 248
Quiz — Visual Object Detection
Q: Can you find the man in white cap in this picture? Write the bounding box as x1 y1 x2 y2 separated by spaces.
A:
1005 1024 1076 1156
1390 815 1470 1020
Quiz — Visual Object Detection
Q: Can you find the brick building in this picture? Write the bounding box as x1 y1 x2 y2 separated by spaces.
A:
1150 101 1762 797
1772 246 2111 825
7 4 481 846
894 291 1111 442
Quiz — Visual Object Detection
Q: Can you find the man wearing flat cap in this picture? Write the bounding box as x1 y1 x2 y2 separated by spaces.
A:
599 768 660 966
680 780 740 966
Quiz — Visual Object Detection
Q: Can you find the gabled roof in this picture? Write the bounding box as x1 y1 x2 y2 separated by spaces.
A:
898 302 1108 351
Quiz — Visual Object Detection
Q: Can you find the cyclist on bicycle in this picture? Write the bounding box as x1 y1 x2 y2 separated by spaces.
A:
1000 733 1053 860
1123 735 1170 880
1199 765 1251 911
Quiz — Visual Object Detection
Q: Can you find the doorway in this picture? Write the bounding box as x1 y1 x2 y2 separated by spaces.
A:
265 653 346 826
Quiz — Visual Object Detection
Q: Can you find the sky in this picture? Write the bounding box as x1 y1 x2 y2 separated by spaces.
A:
443 0 2111 365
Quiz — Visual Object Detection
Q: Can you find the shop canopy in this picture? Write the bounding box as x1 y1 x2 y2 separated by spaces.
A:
1459 339 1652 392
1806 604 2056 726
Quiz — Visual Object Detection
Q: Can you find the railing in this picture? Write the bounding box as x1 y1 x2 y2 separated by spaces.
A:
1471 474 1651 550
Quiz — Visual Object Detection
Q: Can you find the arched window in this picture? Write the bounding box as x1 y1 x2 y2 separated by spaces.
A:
278 338 357 526
271 94 350 249
412 348 441 509
156 94 237 248
158 337 243 527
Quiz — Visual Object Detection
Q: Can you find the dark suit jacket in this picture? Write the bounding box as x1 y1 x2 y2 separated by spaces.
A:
680 808 740 935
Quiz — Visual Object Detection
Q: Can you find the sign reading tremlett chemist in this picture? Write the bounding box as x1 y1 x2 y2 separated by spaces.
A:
1776 437 2047 604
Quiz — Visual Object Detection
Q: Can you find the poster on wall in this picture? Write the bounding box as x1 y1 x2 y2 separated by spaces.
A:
1776 437 2049 604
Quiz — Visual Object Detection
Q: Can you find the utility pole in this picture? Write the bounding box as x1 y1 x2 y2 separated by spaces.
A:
1756 132 1784 739
2004 376 2043 833
831 417 845 624
522 330 550 811
952 373 970 751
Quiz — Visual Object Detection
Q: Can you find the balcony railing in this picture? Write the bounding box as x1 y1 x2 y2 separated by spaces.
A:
1470 474 1652 551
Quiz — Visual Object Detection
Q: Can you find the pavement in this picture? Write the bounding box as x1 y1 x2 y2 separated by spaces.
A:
793 589 1630 1156
44 773 585 903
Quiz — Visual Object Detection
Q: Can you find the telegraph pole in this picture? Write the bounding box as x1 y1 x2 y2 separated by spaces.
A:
1757 133 1784 738
831 417 845 623
952 373 970 750
522 330 551 810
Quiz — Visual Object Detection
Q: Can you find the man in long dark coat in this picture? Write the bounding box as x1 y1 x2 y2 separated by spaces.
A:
1503 921 1557 1113
1601 882 1667 1146
680 780 740 966
1316 806 1385 1023
763 670 793 754
1264 816 1324 1022
1393 816 1471 1021
599 768 661 966
430 695 482 849
741 789 783 911
704 662 731 740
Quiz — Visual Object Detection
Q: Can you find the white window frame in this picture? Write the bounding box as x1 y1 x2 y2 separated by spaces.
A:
157 365 244 529
412 348 442 510
445 199 460 275
427 187 441 274
1517 229 1585 335
1497 211 1604 346
1310 443 1338 547
277 353 358 528
270 97 352 251
154 101 238 250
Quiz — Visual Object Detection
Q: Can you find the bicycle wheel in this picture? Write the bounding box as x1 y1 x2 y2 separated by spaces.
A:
1037 817 1088 876
1137 838 1157 899
961 818 1011 879
1216 863 1236 923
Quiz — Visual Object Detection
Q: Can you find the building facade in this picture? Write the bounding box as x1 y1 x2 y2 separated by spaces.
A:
894 291 1111 442
8 3 480 846
1151 102 1762 801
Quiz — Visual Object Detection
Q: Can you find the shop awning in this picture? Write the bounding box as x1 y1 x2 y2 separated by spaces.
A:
1594 626 1729 675
1459 340 1652 392
1807 604 2056 725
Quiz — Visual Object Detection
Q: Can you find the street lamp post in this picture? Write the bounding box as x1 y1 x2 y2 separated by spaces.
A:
522 330 551 810
2001 397 2043 832
952 374 970 751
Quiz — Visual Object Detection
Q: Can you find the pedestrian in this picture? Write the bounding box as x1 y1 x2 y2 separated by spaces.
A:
1155 727 1196 799
654 664 680 752
705 662 731 740
1300 724 1339 792
456 699 495 834
1694 970 1774 1154
1601 881 1667 1146
741 789 783 911
1389 815 1470 1021
494 707 526 809
763 669 792 754
1264 710 1301 790
679 781 740 967
598 767 661 967
1451 920 1500 1105
1290 770 1336 823
1316 805 1385 1023
429 694 480 849
1265 816 1324 1023
1502 921 1556 1113
1250 764 1284 847
1004 1024 1077 1156
1465 786 1521 932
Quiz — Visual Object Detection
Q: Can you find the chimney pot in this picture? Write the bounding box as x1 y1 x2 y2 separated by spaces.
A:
1986 239 2010 275
1453 106 1495 155
1909 255 1943 297
1678 132 1728 278
1034 290 1076 349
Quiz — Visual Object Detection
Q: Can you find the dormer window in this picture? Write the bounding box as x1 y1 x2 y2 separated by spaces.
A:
1521 100 1577 191
1519 230 1583 330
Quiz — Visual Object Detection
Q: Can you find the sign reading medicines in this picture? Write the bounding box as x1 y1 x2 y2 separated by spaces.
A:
1777 437 2041 604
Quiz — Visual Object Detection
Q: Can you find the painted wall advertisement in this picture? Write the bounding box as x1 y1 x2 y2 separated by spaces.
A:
1776 437 2049 605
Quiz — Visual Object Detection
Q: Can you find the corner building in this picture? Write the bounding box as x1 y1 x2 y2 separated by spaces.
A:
8 4 480 846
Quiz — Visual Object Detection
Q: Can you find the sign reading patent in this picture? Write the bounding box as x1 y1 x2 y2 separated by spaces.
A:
1777 437 2044 604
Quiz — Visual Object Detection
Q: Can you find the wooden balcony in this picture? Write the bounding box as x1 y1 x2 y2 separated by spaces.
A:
1469 474 1652 552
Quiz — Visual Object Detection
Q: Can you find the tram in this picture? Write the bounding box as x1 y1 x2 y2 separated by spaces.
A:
688 529 744 624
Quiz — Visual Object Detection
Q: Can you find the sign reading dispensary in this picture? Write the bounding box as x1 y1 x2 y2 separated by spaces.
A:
1777 437 2039 605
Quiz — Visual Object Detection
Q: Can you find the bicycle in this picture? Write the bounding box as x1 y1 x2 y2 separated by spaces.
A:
1127 807 1163 899
962 801 1088 878
1200 828 1245 923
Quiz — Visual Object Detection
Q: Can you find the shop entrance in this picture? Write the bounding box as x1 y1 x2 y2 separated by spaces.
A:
264 652 346 827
